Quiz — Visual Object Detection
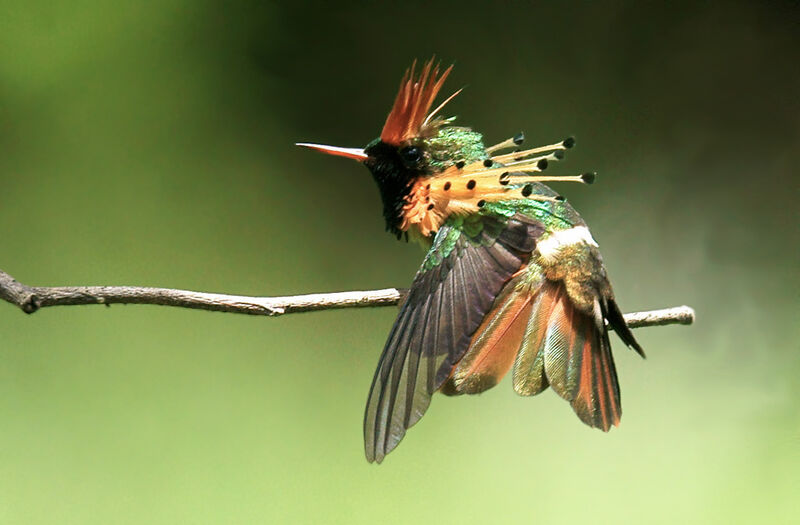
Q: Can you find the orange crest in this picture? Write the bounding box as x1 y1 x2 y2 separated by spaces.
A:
380 58 457 146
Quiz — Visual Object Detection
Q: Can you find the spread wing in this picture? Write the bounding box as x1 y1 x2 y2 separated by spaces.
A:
364 213 544 463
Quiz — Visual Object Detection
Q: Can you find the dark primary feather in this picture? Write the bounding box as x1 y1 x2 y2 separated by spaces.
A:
364 213 544 463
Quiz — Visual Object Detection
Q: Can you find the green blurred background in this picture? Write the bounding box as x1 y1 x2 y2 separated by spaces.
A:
1 1 797 523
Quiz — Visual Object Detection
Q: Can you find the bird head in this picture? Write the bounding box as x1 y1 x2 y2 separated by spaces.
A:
298 59 485 238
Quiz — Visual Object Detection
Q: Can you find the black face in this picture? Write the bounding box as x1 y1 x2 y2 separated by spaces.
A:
363 140 428 239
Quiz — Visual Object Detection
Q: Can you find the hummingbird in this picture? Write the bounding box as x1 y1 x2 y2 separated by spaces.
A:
298 59 644 464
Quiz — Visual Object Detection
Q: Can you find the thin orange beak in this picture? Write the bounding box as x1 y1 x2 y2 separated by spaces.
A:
296 142 368 162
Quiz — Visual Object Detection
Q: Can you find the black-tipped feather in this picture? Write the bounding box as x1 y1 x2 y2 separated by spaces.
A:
606 298 645 357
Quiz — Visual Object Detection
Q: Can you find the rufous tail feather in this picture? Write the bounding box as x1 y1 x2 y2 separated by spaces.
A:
512 281 622 431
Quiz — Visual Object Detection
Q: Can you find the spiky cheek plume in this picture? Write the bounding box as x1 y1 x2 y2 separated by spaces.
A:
398 137 588 237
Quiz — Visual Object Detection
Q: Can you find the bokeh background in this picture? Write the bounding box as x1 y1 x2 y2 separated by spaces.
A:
1 1 797 523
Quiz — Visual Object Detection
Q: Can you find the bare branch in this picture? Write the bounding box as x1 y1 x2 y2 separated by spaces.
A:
621 305 695 328
0 269 694 328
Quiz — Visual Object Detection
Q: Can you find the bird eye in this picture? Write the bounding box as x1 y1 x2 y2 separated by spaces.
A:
399 146 423 167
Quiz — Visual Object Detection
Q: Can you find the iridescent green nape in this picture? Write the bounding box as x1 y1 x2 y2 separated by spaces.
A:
481 199 578 231
427 126 487 170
